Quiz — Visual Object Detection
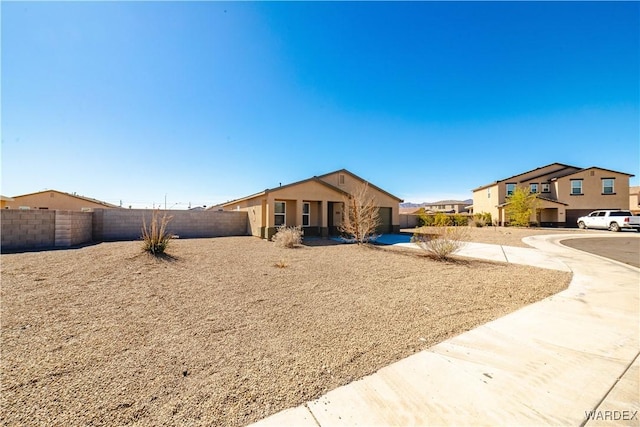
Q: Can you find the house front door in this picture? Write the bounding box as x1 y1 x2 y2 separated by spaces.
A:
327 202 342 235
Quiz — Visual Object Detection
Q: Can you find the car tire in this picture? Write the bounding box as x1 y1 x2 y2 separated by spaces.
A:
609 222 620 232
578 221 586 229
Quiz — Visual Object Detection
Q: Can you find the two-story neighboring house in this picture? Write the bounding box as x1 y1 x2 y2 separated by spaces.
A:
471 163 634 227
630 186 640 215
420 200 471 214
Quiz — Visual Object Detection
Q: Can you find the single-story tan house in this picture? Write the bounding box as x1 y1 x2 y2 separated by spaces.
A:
470 163 634 226
6 190 120 211
218 169 403 239
1 196 15 209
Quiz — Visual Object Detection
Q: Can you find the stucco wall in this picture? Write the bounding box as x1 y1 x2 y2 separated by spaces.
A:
399 214 419 229
472 184 500 222
556 170 630 210
319 171 401 225
630 186 640 214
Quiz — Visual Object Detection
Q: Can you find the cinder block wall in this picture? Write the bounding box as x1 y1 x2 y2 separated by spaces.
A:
92 209 249 241
1 210 56 250
55 211 93 247
2 209 249 251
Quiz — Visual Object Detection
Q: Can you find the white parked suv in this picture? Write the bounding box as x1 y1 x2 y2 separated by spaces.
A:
577 210 640 232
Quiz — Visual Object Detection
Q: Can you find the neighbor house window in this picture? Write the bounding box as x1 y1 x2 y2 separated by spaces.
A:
570 180 583 195
530 183 538 193
302 202 310 226
541 183 550 193
506 183 516 196
274 201 286 226
602 178 615 195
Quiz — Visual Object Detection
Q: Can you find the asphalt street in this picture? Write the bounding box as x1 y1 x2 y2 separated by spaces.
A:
561 235 640 268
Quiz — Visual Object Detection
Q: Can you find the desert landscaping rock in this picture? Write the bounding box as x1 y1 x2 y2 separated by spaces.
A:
1 236 571 426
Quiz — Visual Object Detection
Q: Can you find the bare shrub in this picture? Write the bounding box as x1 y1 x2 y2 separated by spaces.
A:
470 214 487 227
272 226 302 248
339 182 380 244
141 210 173 255
412 226 469 260
273 259 289 268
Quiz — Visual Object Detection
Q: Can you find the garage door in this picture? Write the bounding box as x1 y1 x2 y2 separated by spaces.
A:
565 209 595 228
377 207 392 234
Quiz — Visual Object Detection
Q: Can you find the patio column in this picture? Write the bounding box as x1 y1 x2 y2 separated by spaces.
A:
319 200 328 237
296 199 304 228
265 195 274 239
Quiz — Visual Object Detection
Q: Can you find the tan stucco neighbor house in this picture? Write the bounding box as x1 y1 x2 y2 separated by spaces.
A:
630 186 640 215
471 163 634 227
1 196 15 209
6 190 119 211
218 169 403 239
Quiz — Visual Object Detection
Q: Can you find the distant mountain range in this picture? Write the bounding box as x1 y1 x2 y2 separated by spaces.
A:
400 199 472 208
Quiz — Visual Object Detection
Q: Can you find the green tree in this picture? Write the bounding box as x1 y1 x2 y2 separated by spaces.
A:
505 186 539 227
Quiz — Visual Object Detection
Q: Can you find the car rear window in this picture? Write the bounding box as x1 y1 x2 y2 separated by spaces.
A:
610 211 632 216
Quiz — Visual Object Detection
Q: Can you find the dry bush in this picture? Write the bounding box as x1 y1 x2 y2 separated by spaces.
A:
339 182 380 244
470 214 487 227
272 226 302 248
412 226 469 260
273 259 289 268
141 210 174 255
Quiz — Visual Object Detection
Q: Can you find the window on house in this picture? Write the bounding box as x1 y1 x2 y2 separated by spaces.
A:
541 183 550 193
338 174 345 186
302 202 310 227
506 183 516 196
570 180 583 195
530 183 538 193
602 178 615 195
274 201 286 226
487 188 491 198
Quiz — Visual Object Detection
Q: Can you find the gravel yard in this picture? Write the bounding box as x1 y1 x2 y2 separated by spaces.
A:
1 236 571 426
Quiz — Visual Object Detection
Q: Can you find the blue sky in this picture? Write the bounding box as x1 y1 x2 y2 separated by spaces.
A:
2 1 638 208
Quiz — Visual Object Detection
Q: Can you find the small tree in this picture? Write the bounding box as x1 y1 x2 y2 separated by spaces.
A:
339 182 380 244
505 186 539 227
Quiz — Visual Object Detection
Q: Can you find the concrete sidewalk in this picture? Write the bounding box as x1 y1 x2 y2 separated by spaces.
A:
250 234 640 426
394 240 571 271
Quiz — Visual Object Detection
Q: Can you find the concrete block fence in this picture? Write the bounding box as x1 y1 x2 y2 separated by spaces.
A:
92 209 248 241
1 210 57 250
1 209 248 252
